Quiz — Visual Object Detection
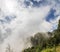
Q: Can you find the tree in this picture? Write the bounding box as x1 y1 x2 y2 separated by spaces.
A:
53 20 60 45
58 20 60 30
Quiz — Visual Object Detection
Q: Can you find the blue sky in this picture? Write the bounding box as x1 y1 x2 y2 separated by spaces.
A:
24 0 60 22
46 8 57 22
24 0 47 7
0 15 16 24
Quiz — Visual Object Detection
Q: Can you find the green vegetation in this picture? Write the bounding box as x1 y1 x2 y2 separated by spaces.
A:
23 20 60 52
41 45 60 52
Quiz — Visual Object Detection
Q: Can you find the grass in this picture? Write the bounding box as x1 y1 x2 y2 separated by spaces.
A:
41 45 60 52
56 45 60 52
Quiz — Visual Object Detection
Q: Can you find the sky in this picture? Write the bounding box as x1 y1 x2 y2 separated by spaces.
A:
0 0 60 52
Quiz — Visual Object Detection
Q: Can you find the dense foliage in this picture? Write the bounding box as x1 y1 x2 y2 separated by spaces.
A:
23 20 60 52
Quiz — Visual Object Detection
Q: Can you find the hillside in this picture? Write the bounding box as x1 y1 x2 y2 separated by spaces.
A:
23 20 60 52
41 45 60 52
